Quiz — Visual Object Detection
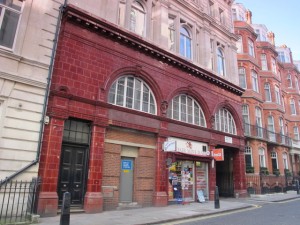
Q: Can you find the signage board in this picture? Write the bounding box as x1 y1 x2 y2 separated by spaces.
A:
225 136 232 143
121 160 132 170
163 138 209 157
212 148 224 161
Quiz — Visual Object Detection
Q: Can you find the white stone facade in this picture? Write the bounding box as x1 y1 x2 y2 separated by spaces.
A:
0 0 64 181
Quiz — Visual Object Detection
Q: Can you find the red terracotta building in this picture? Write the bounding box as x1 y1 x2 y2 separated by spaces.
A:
37 1 246 216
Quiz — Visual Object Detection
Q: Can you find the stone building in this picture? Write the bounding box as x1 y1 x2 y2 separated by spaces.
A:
37 0 246 216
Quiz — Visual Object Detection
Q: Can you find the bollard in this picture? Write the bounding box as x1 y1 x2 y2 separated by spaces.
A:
296 180 300 195
60 192 71 225
214 186 220 209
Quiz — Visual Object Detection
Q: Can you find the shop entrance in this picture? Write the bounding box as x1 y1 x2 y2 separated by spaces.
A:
216 149 234 197
120 157 134 202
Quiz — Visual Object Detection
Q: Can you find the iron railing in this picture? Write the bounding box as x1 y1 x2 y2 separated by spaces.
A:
0 178 40 225
244 123 292 146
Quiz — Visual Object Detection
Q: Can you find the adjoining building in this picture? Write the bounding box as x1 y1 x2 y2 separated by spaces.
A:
37 0 246 216
233 2 300 195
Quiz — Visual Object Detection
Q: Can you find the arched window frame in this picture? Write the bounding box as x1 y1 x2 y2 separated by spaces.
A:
242 105 250 135
267 116 276 142
179 25 192 59
129 0 146 36
167 94 206 127
108 75 157 114
255 107 263 137
251 70 259 92
287 74 293 88
290 98 297 115
214 108 237 134
217 47 226 76
245 146 253 168
238 67 246 89
271 151 278 170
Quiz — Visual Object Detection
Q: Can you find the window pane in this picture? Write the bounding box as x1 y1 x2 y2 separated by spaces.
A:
116 78 125 106
126 77 134 108
134 79 141 110
0 9 20 48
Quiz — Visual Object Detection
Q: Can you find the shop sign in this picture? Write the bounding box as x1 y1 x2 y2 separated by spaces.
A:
163 138 209 157
225 136 232 143
212 148 224 161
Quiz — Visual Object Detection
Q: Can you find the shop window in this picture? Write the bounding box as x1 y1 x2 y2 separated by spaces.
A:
0 0 23 49
167 94 206 127
214 108 236 135
108 76 156 114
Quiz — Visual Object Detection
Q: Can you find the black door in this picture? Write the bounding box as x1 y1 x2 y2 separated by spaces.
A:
216 149 234 197
58 145 88 206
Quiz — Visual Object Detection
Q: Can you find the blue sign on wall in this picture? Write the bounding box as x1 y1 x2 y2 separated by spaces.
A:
121 160 132 170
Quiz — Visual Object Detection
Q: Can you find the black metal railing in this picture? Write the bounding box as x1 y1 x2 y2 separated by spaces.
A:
0 178 40 224
244 123 292 146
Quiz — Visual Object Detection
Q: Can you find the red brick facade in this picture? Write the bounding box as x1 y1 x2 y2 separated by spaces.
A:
37 5 246 216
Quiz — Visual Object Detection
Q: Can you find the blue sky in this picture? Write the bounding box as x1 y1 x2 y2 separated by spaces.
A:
236 0 300 60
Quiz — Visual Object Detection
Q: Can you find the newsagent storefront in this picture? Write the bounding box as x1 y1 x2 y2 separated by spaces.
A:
164 138 211 203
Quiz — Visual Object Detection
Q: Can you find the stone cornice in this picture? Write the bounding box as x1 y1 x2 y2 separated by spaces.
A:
63 4 244 96
0 71 46 88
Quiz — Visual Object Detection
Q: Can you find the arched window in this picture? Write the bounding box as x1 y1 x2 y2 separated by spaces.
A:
180 26 192 59
255 107 263 137
267 116 275 142
108 76 156 114
259 148 266 167
214 108 236 134
167 94 206 127
217 47 225 76
264 83 272 102
283 152 288 169
248 38 255 57
130 0 146 36
287 74 293 88
251 70 259 92
290 99 296 115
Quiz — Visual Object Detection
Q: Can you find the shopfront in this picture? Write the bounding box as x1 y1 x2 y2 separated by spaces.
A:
164 138 210 203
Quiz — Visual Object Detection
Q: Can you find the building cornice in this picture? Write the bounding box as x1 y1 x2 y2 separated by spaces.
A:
63 4 244 96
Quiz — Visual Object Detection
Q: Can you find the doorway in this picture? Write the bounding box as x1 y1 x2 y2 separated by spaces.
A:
120 157 134 202
216 149 234 197
57 145 88 206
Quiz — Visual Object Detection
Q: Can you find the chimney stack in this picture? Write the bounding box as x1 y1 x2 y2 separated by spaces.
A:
246 10 252 24
267 32 275 45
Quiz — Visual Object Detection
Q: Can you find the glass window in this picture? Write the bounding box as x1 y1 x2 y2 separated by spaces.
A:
242 105 250 135
294 126 300 141
251 70 259 92
259 148 266 168
290 99 296 115
271 151 278 171
271 58 277 74
214 108 236 134
267 116 276 142
261 54 268 71
264 83 272 102
287 74 293 88
130 0 145 36
283 153 288 169
236 35 243 53
108 76 156 114
275 86 281 105
245 146 253 168
180 26 192 59
63 120 90 144
255 107 263 137
167 94 206 127
248 39 255 57
0 0 23 49
217 47 225 76
238 67 246 89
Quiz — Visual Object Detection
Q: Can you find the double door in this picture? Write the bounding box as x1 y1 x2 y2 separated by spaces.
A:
58 145 88 206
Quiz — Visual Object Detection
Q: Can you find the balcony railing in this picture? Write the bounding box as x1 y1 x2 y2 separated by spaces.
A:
244 123 292 146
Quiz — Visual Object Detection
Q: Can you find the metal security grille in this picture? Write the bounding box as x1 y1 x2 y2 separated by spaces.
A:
0 178 40 224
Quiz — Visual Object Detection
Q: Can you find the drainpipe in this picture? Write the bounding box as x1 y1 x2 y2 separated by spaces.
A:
0 0 68 186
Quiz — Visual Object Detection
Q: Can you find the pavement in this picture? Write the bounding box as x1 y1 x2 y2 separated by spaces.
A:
38 191 300 225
